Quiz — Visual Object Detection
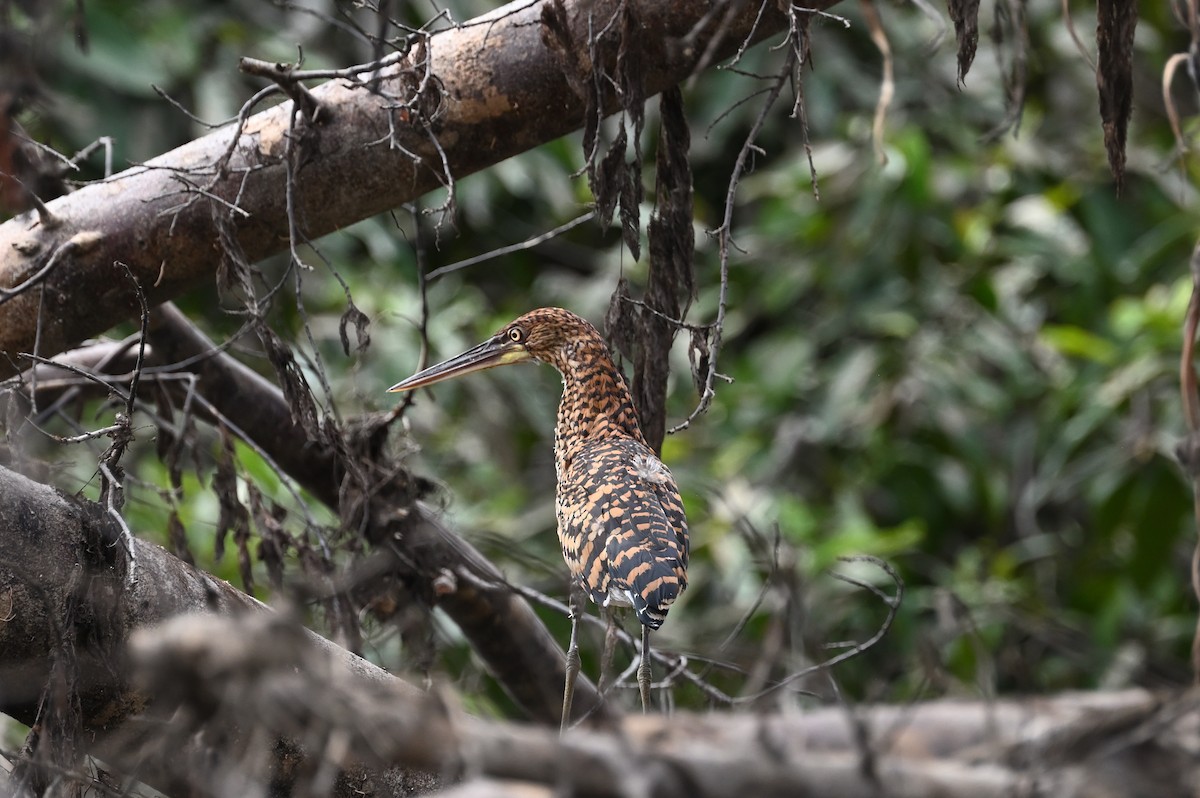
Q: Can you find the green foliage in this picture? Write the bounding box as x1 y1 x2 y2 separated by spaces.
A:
10 0 1200 714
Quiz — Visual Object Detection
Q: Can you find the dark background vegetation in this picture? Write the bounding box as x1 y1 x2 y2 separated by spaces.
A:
2 0 1197 730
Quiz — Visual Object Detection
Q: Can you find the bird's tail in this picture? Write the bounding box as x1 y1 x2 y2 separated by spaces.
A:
609 538 687 630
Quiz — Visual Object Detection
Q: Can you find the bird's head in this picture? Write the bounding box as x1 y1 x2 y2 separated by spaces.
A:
387 307 602 393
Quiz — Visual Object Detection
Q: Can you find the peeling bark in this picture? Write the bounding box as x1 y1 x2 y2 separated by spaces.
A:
633 85 695 453
1096 0 1137 190
947 0 982 84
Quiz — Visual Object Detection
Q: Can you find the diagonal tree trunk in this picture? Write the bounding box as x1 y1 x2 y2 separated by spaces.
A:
0 0 806 377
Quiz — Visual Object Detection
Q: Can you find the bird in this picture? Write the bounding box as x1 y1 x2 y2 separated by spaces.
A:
387 307 689 728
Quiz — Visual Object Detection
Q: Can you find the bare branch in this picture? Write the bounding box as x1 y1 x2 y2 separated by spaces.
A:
427 210 596 280
861 0 894 165
239 55 328 122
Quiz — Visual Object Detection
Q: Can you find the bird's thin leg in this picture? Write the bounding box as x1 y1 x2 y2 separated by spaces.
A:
561 584 585 732
637 624 653 713
597 605 618 694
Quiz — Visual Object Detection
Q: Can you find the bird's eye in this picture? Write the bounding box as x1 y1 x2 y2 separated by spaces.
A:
508 326 525 343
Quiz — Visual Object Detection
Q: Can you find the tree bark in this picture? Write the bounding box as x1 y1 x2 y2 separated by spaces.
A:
0 0 808 378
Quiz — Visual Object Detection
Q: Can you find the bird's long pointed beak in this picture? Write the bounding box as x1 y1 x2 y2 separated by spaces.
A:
387 336 531 393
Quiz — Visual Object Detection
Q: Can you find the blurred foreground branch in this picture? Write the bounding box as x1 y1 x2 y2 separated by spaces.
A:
127 611 1200 798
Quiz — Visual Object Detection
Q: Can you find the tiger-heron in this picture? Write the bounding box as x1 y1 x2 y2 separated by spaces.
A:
388 307 689 729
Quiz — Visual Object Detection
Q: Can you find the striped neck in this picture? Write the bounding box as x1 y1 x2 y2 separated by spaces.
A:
550 338 644 460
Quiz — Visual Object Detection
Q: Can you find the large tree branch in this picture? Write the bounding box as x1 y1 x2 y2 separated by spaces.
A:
0 0 807 377
0 464 436 797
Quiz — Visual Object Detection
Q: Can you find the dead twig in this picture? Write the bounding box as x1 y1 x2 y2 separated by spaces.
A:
426 210 596 281
240 52 322 122
860 0 893 165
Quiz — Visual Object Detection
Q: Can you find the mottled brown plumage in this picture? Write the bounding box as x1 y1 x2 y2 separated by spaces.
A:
388 307 689 726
